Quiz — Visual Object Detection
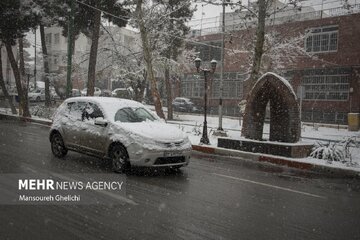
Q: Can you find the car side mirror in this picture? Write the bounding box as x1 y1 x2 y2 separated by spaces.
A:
94 118 108 127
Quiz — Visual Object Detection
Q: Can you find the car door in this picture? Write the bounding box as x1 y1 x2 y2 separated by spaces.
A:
173 99 182 111
62 101 87 148
40 89 45 101
179 99 187 111
79 102 108 155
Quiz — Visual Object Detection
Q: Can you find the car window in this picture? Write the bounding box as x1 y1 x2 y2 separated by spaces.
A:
66 101 87 121
114 107 156 123
80 102 104 122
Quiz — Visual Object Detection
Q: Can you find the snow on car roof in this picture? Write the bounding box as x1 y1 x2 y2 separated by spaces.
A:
64 97 146 121
175 97 191 101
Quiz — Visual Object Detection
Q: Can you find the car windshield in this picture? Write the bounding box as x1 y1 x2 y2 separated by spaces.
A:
114 107 156 123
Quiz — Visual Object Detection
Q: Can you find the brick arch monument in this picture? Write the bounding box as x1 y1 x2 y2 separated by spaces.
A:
241 72 301 143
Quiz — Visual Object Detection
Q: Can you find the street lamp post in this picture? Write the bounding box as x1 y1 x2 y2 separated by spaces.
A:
195 58 217 145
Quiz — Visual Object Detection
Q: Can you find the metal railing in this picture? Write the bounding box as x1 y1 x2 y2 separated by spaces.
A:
188 4 360 37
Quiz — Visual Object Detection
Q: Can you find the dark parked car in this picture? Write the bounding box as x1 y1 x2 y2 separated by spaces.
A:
112 88 133 99
71 89 81 97
101 90 112 97
172 97 201 113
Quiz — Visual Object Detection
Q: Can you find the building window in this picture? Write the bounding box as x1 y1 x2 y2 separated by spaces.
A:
54 55 58 65
181 81 193 97
45 33 52 45
54 33 60 44
302 69 350 101
305 26 338 53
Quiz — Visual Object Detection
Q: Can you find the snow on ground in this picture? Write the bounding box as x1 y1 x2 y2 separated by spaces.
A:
167 112 360 170
169 112 360 142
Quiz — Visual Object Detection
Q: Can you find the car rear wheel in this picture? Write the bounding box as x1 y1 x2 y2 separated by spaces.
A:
109 144 129 173
51 132 68 158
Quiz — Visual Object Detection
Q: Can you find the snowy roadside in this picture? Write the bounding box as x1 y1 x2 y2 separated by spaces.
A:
166 112 360 173
1 106 359 174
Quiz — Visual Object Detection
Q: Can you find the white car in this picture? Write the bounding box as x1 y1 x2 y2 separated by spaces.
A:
28 89 45 102
28 89 59 102
81 87 101 96
111 88 133 99
49 97 192 172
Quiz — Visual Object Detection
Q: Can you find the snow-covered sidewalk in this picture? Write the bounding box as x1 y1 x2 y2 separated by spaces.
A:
166 112 360 173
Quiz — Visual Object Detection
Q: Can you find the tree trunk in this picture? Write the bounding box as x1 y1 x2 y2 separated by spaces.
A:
0 47 17 114
5 42 31 117
164 57 173 120
18 38 26 77
247 0 267 93
18 38 31 117
136 0 165 119
87 10 101 96
40 24 51 107
131 77 146 102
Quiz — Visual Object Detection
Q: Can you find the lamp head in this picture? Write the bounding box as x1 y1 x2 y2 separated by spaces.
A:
210 59 217 72
194 57 201 71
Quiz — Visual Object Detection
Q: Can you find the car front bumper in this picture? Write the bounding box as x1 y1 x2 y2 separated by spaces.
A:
127 144 191 167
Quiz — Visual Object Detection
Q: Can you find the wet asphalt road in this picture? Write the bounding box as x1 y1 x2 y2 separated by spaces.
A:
0 120 360 240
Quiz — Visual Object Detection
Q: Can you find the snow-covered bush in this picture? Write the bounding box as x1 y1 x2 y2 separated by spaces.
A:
339 137 359 165
192 123 202 136
30 105 56 120
177 124 185 132
310 142 345 163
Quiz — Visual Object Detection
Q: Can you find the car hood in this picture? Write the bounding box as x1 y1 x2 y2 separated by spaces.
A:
114 121 187 142
28 93 40 97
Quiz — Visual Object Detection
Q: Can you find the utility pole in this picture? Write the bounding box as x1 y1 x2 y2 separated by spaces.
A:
66 0 75 98
214 0 227 137
320 0 324 19
34 28 37 90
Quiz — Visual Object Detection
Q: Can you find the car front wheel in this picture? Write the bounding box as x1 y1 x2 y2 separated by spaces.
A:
51 132 68 158
109 144 129 173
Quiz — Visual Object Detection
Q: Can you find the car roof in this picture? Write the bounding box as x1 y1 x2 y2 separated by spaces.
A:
63 97 146 120
64 96 141 106
175 97 191 101
113 88 128 91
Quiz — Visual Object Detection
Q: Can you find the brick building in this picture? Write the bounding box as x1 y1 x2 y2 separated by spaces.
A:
180 11 360 124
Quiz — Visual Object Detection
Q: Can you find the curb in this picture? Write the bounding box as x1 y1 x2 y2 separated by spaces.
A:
192 144 360 178
0 112 52 126
302 122 348 130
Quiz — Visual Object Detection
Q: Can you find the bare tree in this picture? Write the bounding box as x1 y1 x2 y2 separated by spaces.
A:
135 0 165 119
87 10 101 96
39 24 51 106
0 45 17 114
